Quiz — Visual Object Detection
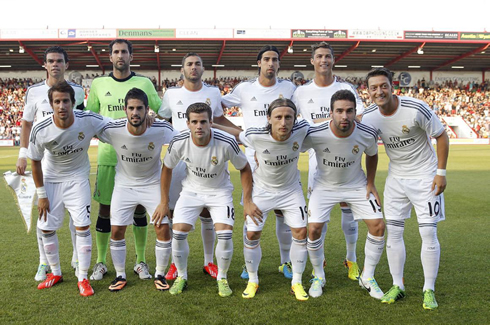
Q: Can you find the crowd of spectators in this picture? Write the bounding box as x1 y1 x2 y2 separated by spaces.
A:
1 76 489 141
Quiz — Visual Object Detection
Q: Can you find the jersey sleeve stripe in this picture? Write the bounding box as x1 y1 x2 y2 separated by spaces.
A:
30 118 53 144
292 119 309 131
167 133 190 152
400 99 432 120
363 104 378 115
214 133 241 154
357 123 378 140
306 123 329 136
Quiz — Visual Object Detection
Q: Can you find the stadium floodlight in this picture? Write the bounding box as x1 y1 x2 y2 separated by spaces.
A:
294 65 306 68
0 65 12 68
130 65 140 67
86 65 99 68
19 46 24 54
408 66 421 68
171 64 182 67
212 64 224 67
335 65 348 68
371 65 384 68
452 66 464 69
372 49 376 53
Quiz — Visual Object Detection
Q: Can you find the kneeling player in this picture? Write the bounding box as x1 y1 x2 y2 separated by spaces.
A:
97 88 178 292
302 90 385 299
29 82 108 296
153 102 258 297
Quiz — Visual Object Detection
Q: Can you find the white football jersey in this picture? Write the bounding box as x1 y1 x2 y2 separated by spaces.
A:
239 119 309 191
302 121 378 189
164 129 247 194
22 80 85 123
98 119 177 187
362 96 445 178
27 111 107 182
222 77 296 129
158 83 223 131
292 77 365 122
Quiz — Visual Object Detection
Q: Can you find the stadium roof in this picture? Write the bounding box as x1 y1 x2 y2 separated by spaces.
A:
0 30 489 74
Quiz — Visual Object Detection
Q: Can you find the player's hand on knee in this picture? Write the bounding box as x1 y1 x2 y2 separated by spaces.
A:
152 203 169 227
244 201 262 225
38 198 50 221
432 175 446 195
16 158 27 175
366 183 381 206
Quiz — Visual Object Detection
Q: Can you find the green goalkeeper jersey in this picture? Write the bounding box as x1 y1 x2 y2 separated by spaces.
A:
86 72 162 166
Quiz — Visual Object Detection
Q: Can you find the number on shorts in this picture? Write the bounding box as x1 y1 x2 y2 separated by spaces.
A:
369 199 381 213
86 205 91 218
428 201 440 217
299 206 308 220
227 206 235 220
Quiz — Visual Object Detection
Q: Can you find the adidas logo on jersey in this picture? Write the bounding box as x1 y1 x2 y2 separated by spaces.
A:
105 92 112 96
42 99 48 104
121 145 128 150
323 148 330 153
52 141 58 145
308 99 314 104
262 149 270 154
250 97 257 101
177 101 184 105
185 158 191 163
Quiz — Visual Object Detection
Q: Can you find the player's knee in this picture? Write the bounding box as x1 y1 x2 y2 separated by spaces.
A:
245 231 261 241
386 221 405 242
75 225 90 231
419 224 438 244
369 219 385 237
244 235 260 249
291 227 307 240
96 215 111 233
99 204 110 217
111 226 126 240
308 223 323 240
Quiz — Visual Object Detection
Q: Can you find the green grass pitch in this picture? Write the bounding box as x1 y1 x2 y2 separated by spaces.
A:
0 145 488 324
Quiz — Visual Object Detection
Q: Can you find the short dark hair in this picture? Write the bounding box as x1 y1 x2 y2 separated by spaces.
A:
366 67 393 86
330 90 356 112
48 81 75 105
44 46 69 63
311 42 334 59
186 102 212 121
109 39 133 54
181 52 203 66
256 45 280 61
124 88 148 108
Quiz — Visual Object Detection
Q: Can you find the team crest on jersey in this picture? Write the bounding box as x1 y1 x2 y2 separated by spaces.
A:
292 142 299 151
352 145 359 154
148 142 155 151
78 132 85 141
402 125 410 134
211 156 218 165
206 98 211 106
20 178 27 194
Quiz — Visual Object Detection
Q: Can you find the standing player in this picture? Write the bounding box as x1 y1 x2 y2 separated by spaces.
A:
158 52 237 280
153 102 258 297
222 45 297 279
97 88 177 292
16 46 85 282
302 90 385 299
292 42 365 281
216 98 311 300
86 39 162 281
362 67 449 310
28 82 107 296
